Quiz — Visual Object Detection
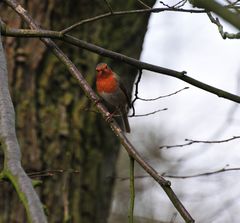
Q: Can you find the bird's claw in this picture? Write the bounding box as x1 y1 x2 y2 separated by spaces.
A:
94 98 102 106
106 112 114 123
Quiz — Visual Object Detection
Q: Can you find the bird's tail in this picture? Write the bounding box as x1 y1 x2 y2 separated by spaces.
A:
120 108 130 133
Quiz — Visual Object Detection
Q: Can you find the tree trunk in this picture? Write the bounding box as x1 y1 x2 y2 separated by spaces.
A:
0 0 154 222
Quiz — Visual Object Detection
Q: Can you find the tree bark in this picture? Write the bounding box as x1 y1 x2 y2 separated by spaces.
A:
0 0 154 222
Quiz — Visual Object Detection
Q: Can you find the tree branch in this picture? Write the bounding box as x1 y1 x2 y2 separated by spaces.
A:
137 87 189 101
103 0 113 14
137 0 151 9
0 22 47 223
129 108 167 117
117 165 240 180
131 69 143 116
3 0 195 222
207 12 240 39
26 165 240 180
190 0 240 29
61 7 206 33
159 136 240 149
162 165 240 179
1 26 240 105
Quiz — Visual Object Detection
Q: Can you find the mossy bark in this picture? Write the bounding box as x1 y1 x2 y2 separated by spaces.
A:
0 0 154 222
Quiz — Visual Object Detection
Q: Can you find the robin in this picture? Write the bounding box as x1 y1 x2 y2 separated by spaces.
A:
96 63 131 133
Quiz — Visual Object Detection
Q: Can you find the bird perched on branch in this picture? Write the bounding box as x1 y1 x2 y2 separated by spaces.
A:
96 63 131 133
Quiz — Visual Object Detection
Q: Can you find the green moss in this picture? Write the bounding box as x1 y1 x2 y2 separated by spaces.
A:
32 179 43 187
4 170 33 223
0 171 5 181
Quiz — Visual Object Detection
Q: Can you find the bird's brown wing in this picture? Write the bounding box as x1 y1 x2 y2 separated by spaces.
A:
119 81 132 108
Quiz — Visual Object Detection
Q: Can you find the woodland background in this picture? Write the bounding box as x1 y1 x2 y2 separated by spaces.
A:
0 0 154 222
0 0 240 223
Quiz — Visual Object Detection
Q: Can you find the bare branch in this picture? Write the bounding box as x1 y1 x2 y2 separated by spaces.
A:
137 0 151 9
162 166 240 179
3 0 194 222
1 26 240 104
61 35 240 104
61 13 112 33
160 0 187 8
129 73 189 115
226 0 240 7
159 1 171 8
129 108 167 117
190 0 240 29
103 0 113 14
131 69 143 116
159 136 240 149
61 7 206 34
0 21 47 223
138 87 189 101
207 12 240 39
225 0 240 13
173 0 188 8
117 165 240 180
27 165 240 180
28 169 66 178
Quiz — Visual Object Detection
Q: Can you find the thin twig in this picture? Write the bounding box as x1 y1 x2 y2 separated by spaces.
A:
118 165 240 180
173 0 188 8
225 0 240 13
159 136 240 149
207 12 240 39
191 0 240 29
61 12 112 33
137 0 151 9
130 108 167 117
26 165 240 180
28 169 65 177
62 104 167 118
138 87 189 101
61 7 206 33
162 166 240 179
161 0 187 8
131 69 142 116
103 0 113 13
27 169 81 178
159 1 171 8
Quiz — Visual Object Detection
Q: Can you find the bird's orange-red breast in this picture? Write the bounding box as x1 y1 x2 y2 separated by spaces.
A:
96 63 131 133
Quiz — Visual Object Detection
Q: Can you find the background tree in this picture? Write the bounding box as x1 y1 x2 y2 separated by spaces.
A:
0 0 154 222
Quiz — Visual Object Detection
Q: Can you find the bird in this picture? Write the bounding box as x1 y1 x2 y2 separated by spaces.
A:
96 63 131 133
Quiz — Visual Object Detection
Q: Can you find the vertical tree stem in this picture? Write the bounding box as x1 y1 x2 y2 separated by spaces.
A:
0 23 47 223
128 155 135 223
